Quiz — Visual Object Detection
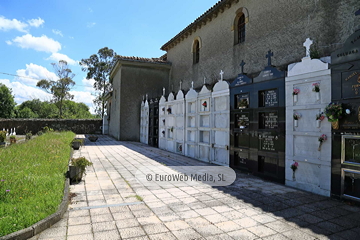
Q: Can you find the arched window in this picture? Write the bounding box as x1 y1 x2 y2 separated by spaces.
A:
193 40 200 64
234 8 248 45
238 14 245 43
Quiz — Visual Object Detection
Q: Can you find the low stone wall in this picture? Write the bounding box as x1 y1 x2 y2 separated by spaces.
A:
0 119 102 135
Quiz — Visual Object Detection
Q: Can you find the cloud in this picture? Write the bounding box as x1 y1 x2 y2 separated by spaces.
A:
70 90 96 113
82 78 96 92
27 17 44 27
87 22 96 28
15 63 58 86
0 16 44 32
0 78 52 104
47 52 77 65
8 34 61 53
52 29 63 37
88 7 93 13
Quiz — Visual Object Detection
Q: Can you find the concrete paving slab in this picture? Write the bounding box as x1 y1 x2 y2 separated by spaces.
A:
31 135 360 240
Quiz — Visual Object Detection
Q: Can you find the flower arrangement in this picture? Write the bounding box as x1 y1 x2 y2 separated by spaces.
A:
293 112 301 120
162 130 165 135
316 112 325 121
162 107 165 112
324 102 343 122
293 88 300 95
238 99 248 109
178 145 182 152
312 82 320 92
170 127 174 132
167 107 172 114
202 101 207 108
291 162 298 171
162 119 165 124
318 134 327 151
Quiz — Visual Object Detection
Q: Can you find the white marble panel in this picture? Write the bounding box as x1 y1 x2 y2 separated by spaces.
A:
293 135 320 159
213 148 228 165
167 140 174 152
187 116 196 127
188 102 196 113
167 116 175 126
292 109 323 132
214 96 228 112
214 131 227 145
200 115 210 127
176 117 184 128
199 145 210 161
187 130 196 142
186 144 196 158
214 113 228 128
176 129 183 141
199 131 210 143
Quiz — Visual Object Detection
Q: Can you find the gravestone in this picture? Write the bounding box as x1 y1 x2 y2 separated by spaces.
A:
158 91 167 149
230 53 286 183
331 28 360 201
211 77 230 166
140 97 149 144
148 98 159 147
286 38 331 196
185 82 198 158
197 84 212 162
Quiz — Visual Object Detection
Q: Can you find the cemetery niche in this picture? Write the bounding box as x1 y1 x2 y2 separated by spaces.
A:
148 98 159 147
331 28 360 201
285 38 332 197
230 57 285 183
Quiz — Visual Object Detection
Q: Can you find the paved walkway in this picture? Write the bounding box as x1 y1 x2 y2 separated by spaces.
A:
30 135 360 240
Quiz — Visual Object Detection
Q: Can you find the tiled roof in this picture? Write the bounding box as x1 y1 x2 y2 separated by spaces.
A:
161 0 234 51
116 55 170 64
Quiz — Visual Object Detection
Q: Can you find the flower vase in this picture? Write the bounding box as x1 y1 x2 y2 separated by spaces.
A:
316 120 321 128
318 142 322 151
316 92 320 101
293 94 298 103
294 119 298 127
331 120 339 130
292 171 296 181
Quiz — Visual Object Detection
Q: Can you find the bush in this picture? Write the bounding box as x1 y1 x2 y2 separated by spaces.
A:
0 131 6 142
25 132 32 140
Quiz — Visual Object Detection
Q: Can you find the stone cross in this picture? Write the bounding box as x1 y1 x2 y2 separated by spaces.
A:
240 60 246 74
220 70 224 81
303 38 313 58
146 94 148 100
163 87 165 96
203 77 206 84
266 50 273 66
191 81 194 89
180 80 182 89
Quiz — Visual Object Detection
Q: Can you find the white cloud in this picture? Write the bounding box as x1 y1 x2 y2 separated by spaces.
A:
82 78 96 92
0 16 44 32
70 90 96 113
87 22 96 28
0 78 52 104
5 40 12 45
0 16 28 32
47 52 77 65
27 17 44 27
15 63 58 86
52 29 63 37
8 34 61 53
88 7 93 13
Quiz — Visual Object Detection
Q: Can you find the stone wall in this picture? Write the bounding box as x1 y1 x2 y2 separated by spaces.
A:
0 119 102 135
165 0 360 92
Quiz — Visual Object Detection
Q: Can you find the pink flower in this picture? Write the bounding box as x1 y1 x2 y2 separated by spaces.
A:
294 162 298 167
293 88 300 95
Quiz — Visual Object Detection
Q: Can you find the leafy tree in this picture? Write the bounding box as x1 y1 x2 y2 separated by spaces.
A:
37 60 75 118
0 83 16 118
17 107 38 118
80 47 116 118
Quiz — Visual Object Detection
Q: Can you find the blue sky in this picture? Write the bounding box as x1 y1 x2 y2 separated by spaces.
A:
0 0 218 113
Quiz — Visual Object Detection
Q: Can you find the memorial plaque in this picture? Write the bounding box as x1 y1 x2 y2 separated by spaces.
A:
341 71 360 99
342 135 360 164
259 89 278 107
253 66 285 83
259 132 277 151
232 74 252 87
259 112 278 129
236 113 249 128
235 93 249 109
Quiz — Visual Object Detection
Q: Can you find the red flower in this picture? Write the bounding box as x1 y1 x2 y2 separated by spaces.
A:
202 101 207 108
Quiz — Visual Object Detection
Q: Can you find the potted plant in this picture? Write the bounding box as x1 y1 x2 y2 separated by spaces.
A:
9 135 16 144
69 157 93 183
71 138 83 150
0 130 6 147
324 102 343 129
88 135 98 142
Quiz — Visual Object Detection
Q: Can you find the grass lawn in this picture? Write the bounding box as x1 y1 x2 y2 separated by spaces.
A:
0 131 75 237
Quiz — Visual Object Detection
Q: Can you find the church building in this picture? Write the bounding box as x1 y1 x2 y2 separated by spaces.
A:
106 0 360 201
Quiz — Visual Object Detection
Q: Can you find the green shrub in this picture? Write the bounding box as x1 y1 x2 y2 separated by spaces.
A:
0 131 6 142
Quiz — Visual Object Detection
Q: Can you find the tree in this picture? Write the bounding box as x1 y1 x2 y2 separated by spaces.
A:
37 60 75 118
80 47 116 118
0 83 16 118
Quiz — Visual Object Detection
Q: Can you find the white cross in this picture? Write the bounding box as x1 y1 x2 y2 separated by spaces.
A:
146 94 148 100
203 77 206 85
220 70 224 81
191 81 194 89
180 80 182 89
163 87 165 96
303 38 313 58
